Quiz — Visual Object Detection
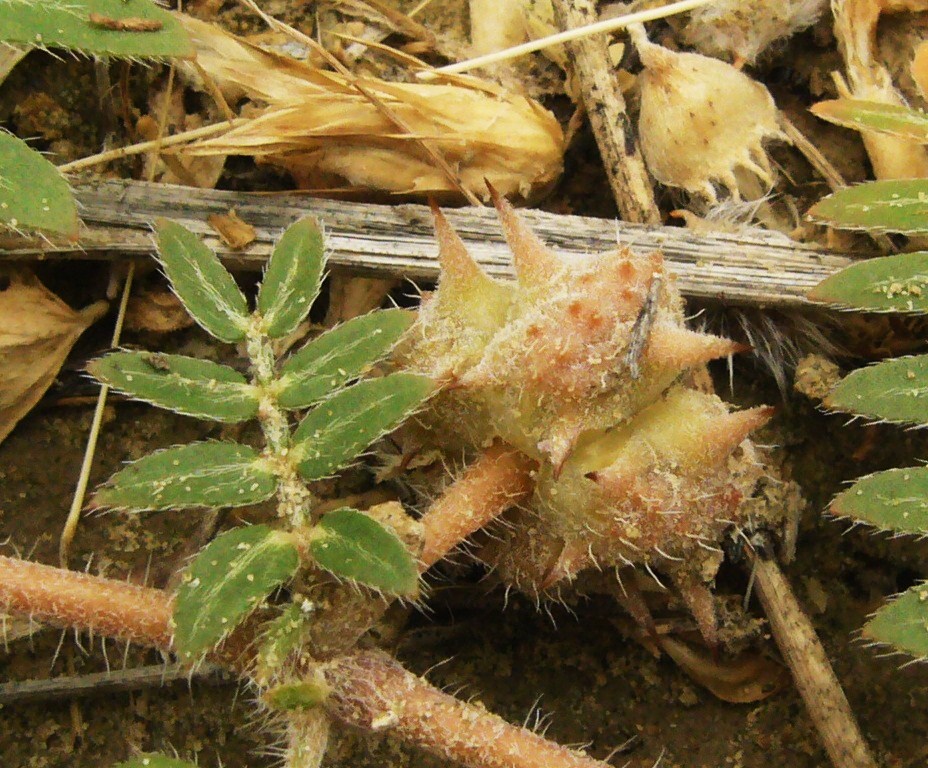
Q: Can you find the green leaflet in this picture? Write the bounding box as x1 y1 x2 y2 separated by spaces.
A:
277 309 415 409
309 508 418 595
809 99 928 144
824 355 928 426
265 679 329 711
256 602 309 678
0 130 77 236
811 99 928 143
113 756 197 768
88 351 259 422
154 219 250 343
173 525 300 659
809 252 928 313
91 442 277 511
257 218 325 339
863 584 928 658
832 467 928 536
291 373 434 482
806 179 928 234
0 0 194 58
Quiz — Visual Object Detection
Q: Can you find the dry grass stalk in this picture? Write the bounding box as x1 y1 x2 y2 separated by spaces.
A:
175 15 563 201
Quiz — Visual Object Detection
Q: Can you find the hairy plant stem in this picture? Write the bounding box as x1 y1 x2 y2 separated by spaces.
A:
0 555 611 768
246 324 313 527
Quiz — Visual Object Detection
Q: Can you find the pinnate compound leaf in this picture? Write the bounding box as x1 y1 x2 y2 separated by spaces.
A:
173 525 300 659
832 467 928 536
278 309 415 409
88 351 259 422
154 219 249 342
292 373 434 482
114 756 198 768
257 218 325 339
807 180 928 234
863 583 928 658
809 252 928 313
92 442 277 511
824 355 928 426
811 99 928 143
309 508 418 595
0 0 194 59
0 131 77 236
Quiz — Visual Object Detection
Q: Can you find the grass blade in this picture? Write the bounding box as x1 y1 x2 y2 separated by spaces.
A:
809 252 928 313
291 374 434 482
173 525 300 659
257 218 325 339
91 442 278 511
277 309 415 409
88 351 259 422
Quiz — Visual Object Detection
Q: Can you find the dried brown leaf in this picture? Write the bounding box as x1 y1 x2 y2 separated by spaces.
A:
0 270 108 445
124 284 194 334
661 636 787 703
206 209 257 250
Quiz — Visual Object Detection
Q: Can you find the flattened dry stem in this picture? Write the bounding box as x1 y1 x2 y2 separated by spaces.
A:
0 554 612 768
749 552 878 768
550 0 660 223
420 442 536 569
323 651 608 768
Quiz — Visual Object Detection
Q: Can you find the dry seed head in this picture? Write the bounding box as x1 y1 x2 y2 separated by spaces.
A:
630 24 786 202
177 15 564 201
400 199 778 600
678 0 828 65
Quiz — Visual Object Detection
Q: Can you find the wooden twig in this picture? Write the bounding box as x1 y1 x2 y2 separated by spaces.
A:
0 663 230 706
0 555 614 768
550 0 660 223
746 546 879 768
0 179 852 309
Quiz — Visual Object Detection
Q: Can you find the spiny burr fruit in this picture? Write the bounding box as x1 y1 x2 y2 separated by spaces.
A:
398 193 781 638
629 23 786 203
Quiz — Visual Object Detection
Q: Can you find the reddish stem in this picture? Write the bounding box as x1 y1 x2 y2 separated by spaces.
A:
0 555 612 768
0 555 172 647
419 442 535 569
323 651 607 768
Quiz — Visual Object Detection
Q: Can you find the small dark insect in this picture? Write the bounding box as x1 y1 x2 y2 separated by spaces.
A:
142 352 172 372
87 13 164 32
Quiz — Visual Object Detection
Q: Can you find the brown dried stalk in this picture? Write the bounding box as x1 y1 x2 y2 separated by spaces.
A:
549 0 660 223
747 547 878 768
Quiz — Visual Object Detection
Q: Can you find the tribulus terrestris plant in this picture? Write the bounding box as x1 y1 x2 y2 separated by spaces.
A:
86 215 433 765
396 189 783 653
808 96 928 659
